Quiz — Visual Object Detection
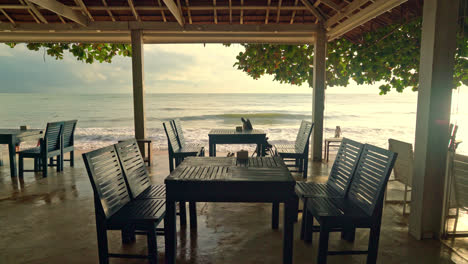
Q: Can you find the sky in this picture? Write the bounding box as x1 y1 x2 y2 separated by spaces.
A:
0 43 408 95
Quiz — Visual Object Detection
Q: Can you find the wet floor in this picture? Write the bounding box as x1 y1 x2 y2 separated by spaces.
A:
0 151 467 264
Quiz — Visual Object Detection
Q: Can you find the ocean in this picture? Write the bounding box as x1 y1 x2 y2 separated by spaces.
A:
0 92 466 155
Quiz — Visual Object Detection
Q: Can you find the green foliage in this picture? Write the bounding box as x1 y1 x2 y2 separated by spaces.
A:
234 18 468 94
6 43 132 64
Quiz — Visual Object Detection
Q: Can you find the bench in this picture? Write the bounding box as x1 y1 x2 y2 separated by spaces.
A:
303 144 397 264
82 145 166 264
163 121 204 172
115 138 197 228
296 138 364 240
275 120 314 178
18 121 63 178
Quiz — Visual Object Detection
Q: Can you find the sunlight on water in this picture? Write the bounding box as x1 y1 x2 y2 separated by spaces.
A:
0 90 466 154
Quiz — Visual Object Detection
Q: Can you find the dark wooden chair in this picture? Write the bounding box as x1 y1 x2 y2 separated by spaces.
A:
82 145 166 264
172 119 205 156
115 138 197 228
49 120 78 168
275 120 314 178
296 138 364 239
163 121 204 172
303 144 397 264
18 121 63 178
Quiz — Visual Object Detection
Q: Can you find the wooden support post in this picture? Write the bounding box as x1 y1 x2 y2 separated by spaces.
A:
131 30 146 157
409 0 459 240
312 26 326 161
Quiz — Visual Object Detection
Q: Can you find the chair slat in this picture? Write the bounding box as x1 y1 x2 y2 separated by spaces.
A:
347 144 397 215
83 145 131 219
115 139 151 199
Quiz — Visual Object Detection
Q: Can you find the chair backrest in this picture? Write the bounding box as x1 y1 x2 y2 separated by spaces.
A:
82 145 131 219
163 121 180 153
327 138 364 196
115 138 150 199
388 139 414 186
451 153 468 209
44 121 63 152
172 119 186 147
347 144 397 216
294 120 314 153
62 120 78 148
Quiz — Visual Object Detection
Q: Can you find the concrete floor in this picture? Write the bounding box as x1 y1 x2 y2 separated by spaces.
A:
1 150 467 264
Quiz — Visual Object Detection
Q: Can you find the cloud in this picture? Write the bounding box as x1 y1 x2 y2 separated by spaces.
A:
0 43 312 94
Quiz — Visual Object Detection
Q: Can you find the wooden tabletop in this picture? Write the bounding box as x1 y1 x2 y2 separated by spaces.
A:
208 129 266 135
0 129 42 136
166 156 294 184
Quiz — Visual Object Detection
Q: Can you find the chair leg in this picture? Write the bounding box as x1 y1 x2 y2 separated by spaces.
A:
367 224 382 264
96 222 109 264
189 202 197 229
56 155 61 172
292 196 299 222
403 184 408 215
453 208 460 234
304 200 313 244
121 225 136 244
300 199 308 240
19 155 24 179
70 151 75 167
33 158 38 172
318 224 330 264
272 202 279 229
303 157 308 179
179 201 187 227
147 223 158 264
341 226 356 242
49 157 54 166
42 156 48 177
169 156 174 172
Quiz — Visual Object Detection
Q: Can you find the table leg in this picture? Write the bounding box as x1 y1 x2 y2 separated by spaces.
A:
8 137 17 177
283 199 295 264
209 138 213 157
165 200 177 264
213 144 216 157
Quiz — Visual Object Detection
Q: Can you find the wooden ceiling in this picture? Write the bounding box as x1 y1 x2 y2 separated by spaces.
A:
0 0 423 43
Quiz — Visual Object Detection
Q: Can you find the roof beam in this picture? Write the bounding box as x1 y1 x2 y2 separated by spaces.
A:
240 0 244 24
325 0 369 29
157 0 167 22
185 0 192 24
19 0 40 23
327 0 407 41
101 0 115 22
276 0 282 23
24 0 48 24
213 0 217 24
228 0 232 24
300 0 325 21
290 0 299 24
73 0 94 21
28 0 88 26
162 0 184 26
0 22 318 44
127 0 140 21
265 0 271 24
0 8 15 25
318 0 341 11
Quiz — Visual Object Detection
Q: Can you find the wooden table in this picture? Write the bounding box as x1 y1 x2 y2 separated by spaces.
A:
164 156 297 264
0 129 43 177
324 137 343 161
208 129 267 157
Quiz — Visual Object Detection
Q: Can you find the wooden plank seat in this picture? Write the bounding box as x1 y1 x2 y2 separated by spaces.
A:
297 138 364 239
303 144 397 264
82 145 166 264
163 121 204 172
18 121 63 178
115 138 197 228
275 120 314 178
